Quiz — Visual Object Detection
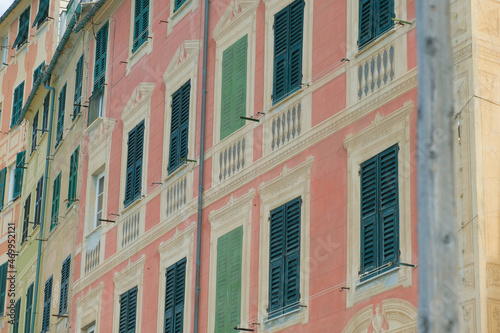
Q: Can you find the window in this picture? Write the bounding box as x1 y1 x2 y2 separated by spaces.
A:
25 283 34 333
11 81 25 128
119 287 138 333
94 173 105 229
59 255 71 314
0 168 6 211
55 83 67 147
132 0 149 52
42 92 49 131
273 0 304 103
32 0 49 28
12 7 30 49
34 176 43 228
359 144 399 280
13 298 20 333
50 172 61 231
220 35 247 140
268 197 301 318
14 151 26 199
73 55 84 120
164 258 186 333
86 324 96 333
173 0 187 12
31 112 38 154
89 23 108 126
0 262 7 315
68 147 79 208
358 0 394 48
8 164 16 203
124 121 144 207
41 276 53 332
1 36 7 68
33 62 45 87
168 81 190 173
21 194 31 245
214 227 243 332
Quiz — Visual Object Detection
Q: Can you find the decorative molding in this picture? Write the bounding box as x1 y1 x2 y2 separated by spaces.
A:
158 223 196 259
488 263 500 287
462 299 476 333
163 40 201 83
212 0 259 42
208 189 255 229
122 82 155 120
488 299 500 333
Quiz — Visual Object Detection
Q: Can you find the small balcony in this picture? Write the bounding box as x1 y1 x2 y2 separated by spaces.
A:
88 86 104 126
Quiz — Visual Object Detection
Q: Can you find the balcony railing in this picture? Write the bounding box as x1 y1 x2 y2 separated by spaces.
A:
357 44 395 100
84 228 101 274
166 175 187 217
121 209 140 248
88 86 104 126
212 130 252 185
269 100 302 152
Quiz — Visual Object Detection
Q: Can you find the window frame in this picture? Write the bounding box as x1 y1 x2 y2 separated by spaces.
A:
12 7 30 50
357 0 395 49
166 0 198 36
11 81 25 128
94 172 105 230
33 0 49 29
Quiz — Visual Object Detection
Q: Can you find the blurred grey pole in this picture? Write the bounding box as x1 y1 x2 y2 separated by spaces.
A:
416 0 459 332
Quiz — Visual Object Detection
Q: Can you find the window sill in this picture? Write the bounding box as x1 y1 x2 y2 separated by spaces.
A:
126 36 153 76
355 27 396 58
164 162 189 185
356 265 400 287
13 41 28 58
262 306 305 332
85 223 103 239
85 117 103 134
269 87 304 115
35 18 50 34
121 196 143 217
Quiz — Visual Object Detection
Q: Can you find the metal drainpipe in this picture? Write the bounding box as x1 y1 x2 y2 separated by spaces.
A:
193 0 210 331
30 82 56 333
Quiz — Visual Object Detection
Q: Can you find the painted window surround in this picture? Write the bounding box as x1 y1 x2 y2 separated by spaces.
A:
126 0 154 75
207 189 254 333
343 102 413 308
257 157 313 332
166 0 198 36
75 282 103 332
112 256 145 333
156 224 195 333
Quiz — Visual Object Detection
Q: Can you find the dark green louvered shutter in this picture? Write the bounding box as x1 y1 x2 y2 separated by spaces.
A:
168 82 190 173
119 287 138 333
50 173 61 231
0 263 7 315
33 62 45 87
377 0 394 37
0 168 7 211
11 82 25 127
68 147 79 208
43 92 50 131
41 276 52 332
164 258 186 333
21 194 30 244
214 226 243 332
358 0 394 47
34 176 43 229
94 23 108 91
59 255 71 314
25 283 33 333
220 35 247 140
32 0 49 28
269 197 301 318
358 0 373 47
379 145 398 266
133 0 149 52
124 121 144 207
288 0 304 94
174 0 187 12
13 150 26 199
74 55 84 120
360 155 377 276
56 84 67 147
13 298 20 333
273 8 288 103
12 8 30 49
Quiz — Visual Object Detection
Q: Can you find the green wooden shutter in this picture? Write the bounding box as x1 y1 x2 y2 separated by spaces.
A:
220 35 247 140
379 145 398 266
273 8 288 103
59 255 71 314
268 204 285 317
41 276 52 332
13 298 21 333
74 55 84 120
34 176 43 228
214 226 243 332
124 121 144 207
288 0 304 94
133 0 149 52
68 147 79 208
134 122 144 201
11 82 25 127
360 155 378 277
0 263 7 315
43 92 50 131
0 168 7 211
164 258 186 333
94 23 108 91
119 290 129 333
119 287 138 333
376 0 394 37
12 8 30 49
31 112 38 154
24 283 33 333
13 150 26 199
21 195 30 244
33 62 45 87
358 0 373 47
32 0 49 27
56 84 67 146
168 82 190 173
50 173 61 231
174 0 186 12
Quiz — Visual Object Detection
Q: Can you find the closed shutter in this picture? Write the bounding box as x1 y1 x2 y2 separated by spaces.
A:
288 0 304 94
379 145 398 266
0 263 7 315
56 84 67 146
11 82 24 127
13 298 20 333
377 0 394 36
174 0 186 12
133 0 149 52
268 197 301 318
214 226 243 332
13 150 26 199
34 176 43 229
43 92 50 131
0 168 7 211
41 276 53 332
220 35 247 140
164 258 186 333
358 0 373 47
359 0 394 48
24 283 33 333
50 173 61 231
168 82 190 173
119 287 138 333
273 8 288 103
31 112 38 154
124 121 144 207
59 255 71 314
74 55 84 119
94 23 108 91
33 62 45 87
360 155 377 276
21 195 30 244
67 147 79 208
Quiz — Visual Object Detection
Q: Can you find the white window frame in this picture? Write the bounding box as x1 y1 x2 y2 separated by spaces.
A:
343 102 413 307
257 157 313 332
1 36 8 69
166 0 198 36
126 0 154 75
7 164 16 203
94 172 105 229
